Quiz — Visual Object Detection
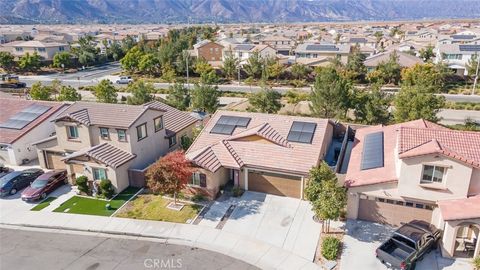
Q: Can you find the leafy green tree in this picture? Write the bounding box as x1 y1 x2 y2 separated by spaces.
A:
305 162 346 233
57 85 81 101
268 62 285 81
92 79 117 103
248 87 282 113
222 55 239 80
353 84 392 125
401 63 450 93
52 52 72 70
72 35 98 67
167 83 190 110
290 63 309 80
367 51 401 85
394 85 445 122
126 81 154 105
310 66 353 119
193 58 213 76
161 64 177 82
243 51 263 79
191 83 220 113
138 53 160 75
345 45 367 82
374 31 384 46
120 46 144 73
419 45 435 62
18 52 42 72
467 54 479 77
121 35 137 54
0 51 15 71
29 82 52 100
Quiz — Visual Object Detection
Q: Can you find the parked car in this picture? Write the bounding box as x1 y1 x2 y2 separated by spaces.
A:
21 170 68 201
376 220 441 270
116 76 133 84
0 163 13 178
0 168 44 196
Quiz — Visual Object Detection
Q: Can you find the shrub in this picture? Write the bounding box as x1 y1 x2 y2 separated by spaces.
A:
76 176 89 195
191 194 206 202
232 187 244 197
474 256 480 270
322 236 341 260
99 179 115 199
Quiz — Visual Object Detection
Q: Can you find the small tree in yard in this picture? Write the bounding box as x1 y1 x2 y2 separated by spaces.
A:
145 151 193 205
99 179 115 199
305 162 346 233
76 176 90 195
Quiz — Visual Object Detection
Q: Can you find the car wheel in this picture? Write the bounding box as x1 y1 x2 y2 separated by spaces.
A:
10 188 17 195
41 193 47 199
64 178 69 184
410 261 416 270
116 80 120 84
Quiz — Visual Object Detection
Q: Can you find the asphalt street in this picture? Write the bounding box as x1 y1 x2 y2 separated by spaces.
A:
0 227 258 270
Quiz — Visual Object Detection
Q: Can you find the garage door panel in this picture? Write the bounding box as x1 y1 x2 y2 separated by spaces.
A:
248 171 301 198
46 152 65 169
358 198 432 227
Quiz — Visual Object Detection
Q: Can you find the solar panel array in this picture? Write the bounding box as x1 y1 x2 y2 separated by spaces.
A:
305 44 339 52
210 115 251 135
360 131 384 170
235 44 255 51
0 104 51 130
287 121 316 144
451 35 475 40
459 45 480 52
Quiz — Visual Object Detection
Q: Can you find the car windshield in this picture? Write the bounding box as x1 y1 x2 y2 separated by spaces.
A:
31 180 48 189
0 174 15 186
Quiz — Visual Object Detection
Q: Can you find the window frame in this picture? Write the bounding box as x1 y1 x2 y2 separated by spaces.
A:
67 126 79 139
421 164 446 184
117 129 127 142
154 116 164 132
190 172 207 187
92 167 107 181
136 123 148 141
169 136 177 148
99 127 110 140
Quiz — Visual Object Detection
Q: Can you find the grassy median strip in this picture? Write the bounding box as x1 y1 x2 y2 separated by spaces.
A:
53 187 140 216
31 197 58 211
116 195 202 223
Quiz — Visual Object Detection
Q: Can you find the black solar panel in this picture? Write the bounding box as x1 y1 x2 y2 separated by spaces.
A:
210 116 251 135
235 44 255 51
305 44 339 51
459 45 480 52
360 131 384 170
451 35 475 40
0 104 51 130
287 121 317 144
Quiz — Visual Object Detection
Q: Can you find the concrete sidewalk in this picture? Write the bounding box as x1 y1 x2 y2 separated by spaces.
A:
0 211 321 270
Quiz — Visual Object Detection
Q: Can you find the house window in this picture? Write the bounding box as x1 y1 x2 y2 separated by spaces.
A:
67 126 79 139
169 136 177 148
117 129 127 142
15 47 23 52
190 172 207 187
59 46 65 51
421 165 446 183
99 127 109 139
136 123 147 141
93 168 107 180
154 116 163 132
37 47 46 52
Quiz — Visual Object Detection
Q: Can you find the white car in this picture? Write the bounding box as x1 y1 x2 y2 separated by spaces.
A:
116 76 133 84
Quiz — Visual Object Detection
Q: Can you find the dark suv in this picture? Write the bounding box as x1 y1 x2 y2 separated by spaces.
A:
0 169 44 196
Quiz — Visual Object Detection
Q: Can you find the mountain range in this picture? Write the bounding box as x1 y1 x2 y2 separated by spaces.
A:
1 0 480 24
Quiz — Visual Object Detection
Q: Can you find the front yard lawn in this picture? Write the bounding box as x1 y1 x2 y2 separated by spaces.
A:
53 187 140 216
31 197 57 211
115 194 202 223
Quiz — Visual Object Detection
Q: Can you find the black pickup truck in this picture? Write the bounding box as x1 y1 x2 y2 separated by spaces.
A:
376 220 441 270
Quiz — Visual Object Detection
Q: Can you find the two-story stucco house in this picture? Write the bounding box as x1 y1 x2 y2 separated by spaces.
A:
34 101 197 192
12 40 70 61
344 119 480 260
294 43 351 67
435 43 480 76
185 110 334 200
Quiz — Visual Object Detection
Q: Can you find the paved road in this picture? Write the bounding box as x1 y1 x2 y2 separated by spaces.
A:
0 228 257 270
438 109 480 125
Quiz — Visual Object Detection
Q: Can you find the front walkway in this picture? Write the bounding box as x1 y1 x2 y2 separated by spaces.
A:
199 191 321 261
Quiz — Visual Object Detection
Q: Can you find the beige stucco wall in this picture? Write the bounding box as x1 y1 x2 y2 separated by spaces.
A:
441 218 480 258
13 45 70 61
168 123 196 152
89 126 132 153
35 137 60 168
397 155 474 201
318 122 334 164
468 168 480 196
185 167 229 199
55 122 92 151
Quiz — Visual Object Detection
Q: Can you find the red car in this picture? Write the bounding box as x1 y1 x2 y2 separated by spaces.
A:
21 170 68 201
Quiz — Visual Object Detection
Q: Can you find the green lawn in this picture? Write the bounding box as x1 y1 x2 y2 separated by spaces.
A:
53 187 140 216
115 194 202 223
31 197 57 211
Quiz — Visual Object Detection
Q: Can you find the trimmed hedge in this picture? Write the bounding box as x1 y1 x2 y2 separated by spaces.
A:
322 236 341 260
76 176 89 195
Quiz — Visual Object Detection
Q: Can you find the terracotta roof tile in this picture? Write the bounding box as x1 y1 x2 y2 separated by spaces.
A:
438 196 480 221
63 143 136 169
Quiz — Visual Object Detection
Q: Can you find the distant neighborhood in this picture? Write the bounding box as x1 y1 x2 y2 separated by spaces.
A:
0 19 479 270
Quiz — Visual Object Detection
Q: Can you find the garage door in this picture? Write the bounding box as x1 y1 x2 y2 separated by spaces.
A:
45 151 65 169
358 196 433 226
248 170 301 198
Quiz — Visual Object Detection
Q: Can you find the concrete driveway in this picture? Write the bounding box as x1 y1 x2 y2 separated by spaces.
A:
340 219 473 270
199 191 321 261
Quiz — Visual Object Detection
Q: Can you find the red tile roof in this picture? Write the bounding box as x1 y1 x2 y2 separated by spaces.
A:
0 98 67 144
186 110 332 175
345 119 450 187
438 196 480 221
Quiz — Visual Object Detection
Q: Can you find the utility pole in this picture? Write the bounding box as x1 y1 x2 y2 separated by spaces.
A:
237 63 241 85
185 50 189 89
472 53 480 95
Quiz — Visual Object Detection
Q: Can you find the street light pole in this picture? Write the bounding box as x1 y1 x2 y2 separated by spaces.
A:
185 51 189 88
237 63 241 85
472 53 480 95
